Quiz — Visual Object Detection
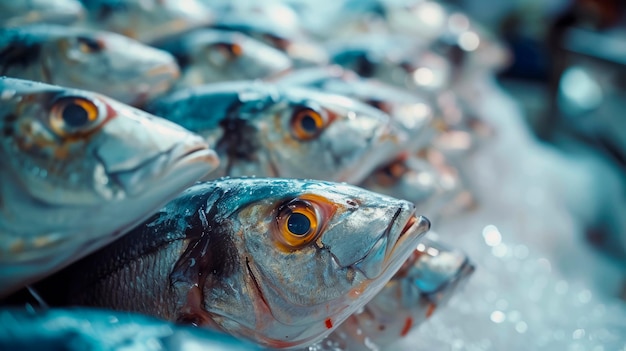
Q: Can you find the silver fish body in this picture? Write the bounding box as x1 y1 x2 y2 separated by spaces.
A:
147 81 405 183
79 0 214 44
0 77 219 297
316 235 474 351
0 308 266 351
0 0 85 27
48 178 430 349
0 25 180 106
157 29 292 88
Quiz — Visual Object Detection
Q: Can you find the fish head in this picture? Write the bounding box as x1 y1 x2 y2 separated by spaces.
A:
179 30 292 86
0 78 218 294
212 4 328 67
36 25 179 105
257 86 404 183
147 82 404 183
200 178 430 348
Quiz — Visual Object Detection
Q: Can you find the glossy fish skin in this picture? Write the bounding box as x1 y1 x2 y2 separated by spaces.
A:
55 178 430 349
0 78 219 297
0 25 180 106
0 0 85 27
79 0 213 44
319 236 474 351
157 29 292 88
0 308 267 351
273 65 434 151
147 81 404 184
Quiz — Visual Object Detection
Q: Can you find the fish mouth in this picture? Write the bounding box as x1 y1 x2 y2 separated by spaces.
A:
353 207 430 280
149 141 219 186
109 140 219 198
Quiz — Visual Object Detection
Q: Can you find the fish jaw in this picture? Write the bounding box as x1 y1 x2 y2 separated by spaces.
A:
325 235 475 350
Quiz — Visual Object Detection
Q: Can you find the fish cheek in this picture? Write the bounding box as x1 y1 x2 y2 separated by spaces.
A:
271 110 333 178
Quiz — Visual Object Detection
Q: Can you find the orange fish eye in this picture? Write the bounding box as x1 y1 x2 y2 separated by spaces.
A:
215 42 243 59
290 107 326 141
276 199 320 249
50 97 101 136
229 43 243 56
376 160 408 186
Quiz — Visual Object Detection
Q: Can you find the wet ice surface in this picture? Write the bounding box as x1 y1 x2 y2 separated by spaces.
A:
394 75 626 350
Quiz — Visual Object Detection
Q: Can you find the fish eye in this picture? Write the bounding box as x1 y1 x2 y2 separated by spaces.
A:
214 42 243 59
227 43 243 57
77 36 104 53
290 107 326 141
50 96 102 136
276 199 320 249
375 160 408 186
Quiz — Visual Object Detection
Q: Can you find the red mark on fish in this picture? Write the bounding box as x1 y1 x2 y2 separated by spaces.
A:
400 317 413 337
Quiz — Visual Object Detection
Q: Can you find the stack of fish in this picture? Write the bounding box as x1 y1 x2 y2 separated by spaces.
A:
0 0 509 349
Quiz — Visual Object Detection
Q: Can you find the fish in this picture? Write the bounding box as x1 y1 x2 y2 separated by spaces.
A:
315 235 474 351
272 65 434 152
0 77 219 297
40 178 431 349
0 307 267 351
79 0 214 44
0 25 180 106
360 151 474 219
209 3 328 68
328 35 452 93
146 81 406 184
156 29 292 88
0 0 85 27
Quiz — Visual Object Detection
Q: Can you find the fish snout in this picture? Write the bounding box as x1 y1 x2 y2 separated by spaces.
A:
97 107 218 196
325 199 429 280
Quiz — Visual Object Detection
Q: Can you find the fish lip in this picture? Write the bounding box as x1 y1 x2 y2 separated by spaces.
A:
352 208 429 279
109 140 219 196
163 141 220 180
384 212 430 265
